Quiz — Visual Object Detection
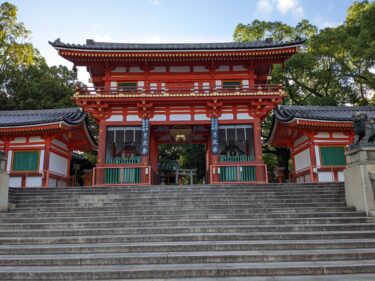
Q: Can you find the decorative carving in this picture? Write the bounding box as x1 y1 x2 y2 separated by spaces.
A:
350 112 375 150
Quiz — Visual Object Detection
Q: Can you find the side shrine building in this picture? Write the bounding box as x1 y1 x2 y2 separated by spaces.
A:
267 106 375 183
0 108 95 188
50 39 302 185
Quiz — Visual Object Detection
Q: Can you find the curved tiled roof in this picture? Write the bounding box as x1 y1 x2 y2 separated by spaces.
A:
49 38 304 51
0 108 86 127
275 105 375 122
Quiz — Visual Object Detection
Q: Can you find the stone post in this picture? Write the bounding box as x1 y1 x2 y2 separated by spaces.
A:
344 147 375 215
0 152 9 212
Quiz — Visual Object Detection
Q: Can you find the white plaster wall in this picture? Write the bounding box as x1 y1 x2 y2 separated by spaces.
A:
107 115 123 122
129 66 143 72
150 115 167 122
294 148 311 172
242 80 249 89
112 67 126 72
318 172 334 182
151 66 166 72
315 146 321 168
127 115 141 122
12 137 27 144
52 139 68 150
237 113 253 120
170 114 191 121
6 150 12 173
304 174 312 183
219 113 234 120
110 81 117 87
294 135 308 147
217 65 229 72
9 177 22 188
194 114 210 121
316 132 330 138
29 136 42 143
338 171 345 182
193 66 208 72
26 176 42 187
39 150 44 173
49 152 68 176
170 66 189 72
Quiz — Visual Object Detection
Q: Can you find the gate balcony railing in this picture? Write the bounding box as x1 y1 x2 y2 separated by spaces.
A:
210 163 268 184
76 84 282 97
92 165 151 186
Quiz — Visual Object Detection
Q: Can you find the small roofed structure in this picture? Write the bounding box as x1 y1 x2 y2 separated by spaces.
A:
267 105 375 183
0 108 95 188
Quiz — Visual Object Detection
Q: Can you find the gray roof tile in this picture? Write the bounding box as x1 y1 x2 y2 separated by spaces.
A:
49 38 304 51
0 108 86 127
275 105 375 122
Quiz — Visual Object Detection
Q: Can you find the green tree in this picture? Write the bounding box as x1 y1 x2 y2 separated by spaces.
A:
233 1 375 181
0 2 35 96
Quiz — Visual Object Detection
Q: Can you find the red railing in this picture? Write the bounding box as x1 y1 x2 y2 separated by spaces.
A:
210 163 268 184
292 166 346 183
76 84 282 96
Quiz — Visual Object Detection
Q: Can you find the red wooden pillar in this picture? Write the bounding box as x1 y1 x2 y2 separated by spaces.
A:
307 132 318 183
149 130 159 184
96 118 107 185
252 117 265 182
42 138 52 188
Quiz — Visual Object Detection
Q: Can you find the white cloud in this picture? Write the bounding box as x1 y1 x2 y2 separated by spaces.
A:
148 0 159 6
257 0 274 16
277 0 303 17
255 0 304 18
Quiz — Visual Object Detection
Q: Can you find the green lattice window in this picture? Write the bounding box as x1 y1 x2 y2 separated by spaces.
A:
222 81 241 89
12 151 39 171
320 146 346 166
118 82 137 90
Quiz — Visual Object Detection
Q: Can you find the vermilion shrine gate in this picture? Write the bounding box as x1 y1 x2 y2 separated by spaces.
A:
50 39 302 185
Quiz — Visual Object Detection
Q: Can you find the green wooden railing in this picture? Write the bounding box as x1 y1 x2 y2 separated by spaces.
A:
219 155 254 162
219 166 256 182
104 157 142 184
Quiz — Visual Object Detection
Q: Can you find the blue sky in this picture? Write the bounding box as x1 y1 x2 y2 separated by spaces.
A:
11 0 357 83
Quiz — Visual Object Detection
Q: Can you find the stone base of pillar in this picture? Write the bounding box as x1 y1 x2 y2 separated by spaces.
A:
0 171 9 212
345 147 375 216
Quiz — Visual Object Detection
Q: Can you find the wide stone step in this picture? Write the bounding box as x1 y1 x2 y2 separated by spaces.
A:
2 248 375 266
0 259 374 280
1 231 375 245
1 223 375 238
1 239 375 255
0 210 361 222
0 217 373 230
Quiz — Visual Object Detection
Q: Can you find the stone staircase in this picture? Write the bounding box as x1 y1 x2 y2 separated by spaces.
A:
1 183 375 280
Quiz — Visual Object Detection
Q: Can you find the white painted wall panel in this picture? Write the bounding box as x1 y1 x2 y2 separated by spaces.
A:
49 152 68 176
170 66 189 72
170 114 191 121
332 132 348 138
29 136 42 142
219 113 234 120
294 135 308 147
237 113 253 120
6 150 12 172
39 150 44 173
150 115 167 121
338 171 345 182
52 139 68 150
194 114 210 121
26 177 42 187
9 177 22 188
126 115 141 122
12 137 26 144
106 115 123 122
294 148 311 172
316 132 329 138
315 146 321 168
318 172 334 182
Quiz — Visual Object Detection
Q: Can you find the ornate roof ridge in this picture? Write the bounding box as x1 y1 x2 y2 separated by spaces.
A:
49 38 305 51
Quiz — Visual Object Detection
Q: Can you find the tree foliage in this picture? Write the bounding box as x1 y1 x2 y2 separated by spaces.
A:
0 2 35 94
234 1 375 180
